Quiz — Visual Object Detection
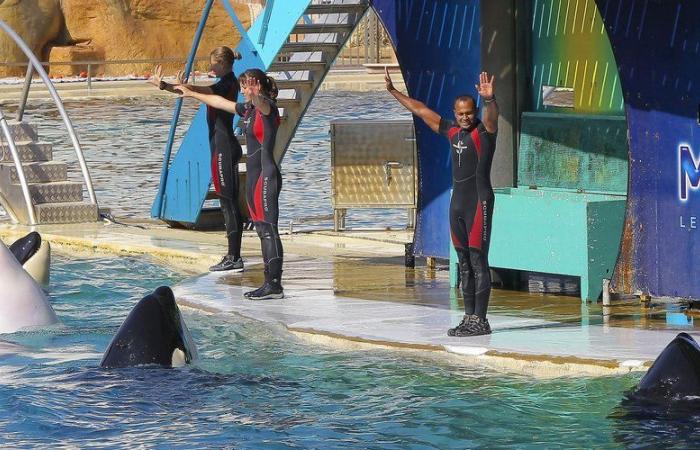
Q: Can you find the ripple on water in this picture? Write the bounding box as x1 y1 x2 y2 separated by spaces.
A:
11 92 413 229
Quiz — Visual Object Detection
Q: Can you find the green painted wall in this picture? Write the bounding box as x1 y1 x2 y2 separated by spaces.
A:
530 0 624 115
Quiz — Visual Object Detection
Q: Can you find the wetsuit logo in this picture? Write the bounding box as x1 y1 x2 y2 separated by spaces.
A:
218 153 225 188
263 176 269 212
679 144 700 202
453 140 468 167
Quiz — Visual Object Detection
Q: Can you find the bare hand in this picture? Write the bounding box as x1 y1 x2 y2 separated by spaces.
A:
385 66 395 92
475 71 495 100
175 69 185 85
147 64 164 87
242 76 262 98
174 85 192 97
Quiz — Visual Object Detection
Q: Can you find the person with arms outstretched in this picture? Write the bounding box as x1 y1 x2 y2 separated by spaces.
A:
385 68 499 336
149 47 245 273
177 69 285 300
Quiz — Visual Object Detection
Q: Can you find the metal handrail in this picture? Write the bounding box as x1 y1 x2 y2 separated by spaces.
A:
0 107 37 224
0 19 98 206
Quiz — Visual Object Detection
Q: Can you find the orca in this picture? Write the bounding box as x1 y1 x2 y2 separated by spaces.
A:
0 241 58 334
624 332 700 405
100 286 198 368
9 232 50 287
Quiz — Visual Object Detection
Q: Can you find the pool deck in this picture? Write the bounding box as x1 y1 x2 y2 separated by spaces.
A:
1 220 695 378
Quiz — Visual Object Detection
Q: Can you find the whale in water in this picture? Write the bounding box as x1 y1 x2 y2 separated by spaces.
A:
9 231 50 287
0 240 58 334
100 286 198 368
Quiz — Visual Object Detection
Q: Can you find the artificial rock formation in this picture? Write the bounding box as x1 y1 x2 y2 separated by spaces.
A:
0 0 256 77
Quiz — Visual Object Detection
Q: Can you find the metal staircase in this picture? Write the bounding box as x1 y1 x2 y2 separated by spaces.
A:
0 121 97 224
0 20 99 225
152 0 370 228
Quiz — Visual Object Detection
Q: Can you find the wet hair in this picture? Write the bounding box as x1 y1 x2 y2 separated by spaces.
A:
240 68 278 100
210 46 242 69
453 94 477 109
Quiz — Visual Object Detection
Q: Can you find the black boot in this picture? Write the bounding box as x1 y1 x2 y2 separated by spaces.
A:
246 268 284 300
449 315 492 337
447 314 476 336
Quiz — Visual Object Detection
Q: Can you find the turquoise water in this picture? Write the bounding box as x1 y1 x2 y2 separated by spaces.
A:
0 256 690 448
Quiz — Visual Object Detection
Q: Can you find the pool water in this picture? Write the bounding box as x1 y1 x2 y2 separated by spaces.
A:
13 91 412 229
0 255 692 448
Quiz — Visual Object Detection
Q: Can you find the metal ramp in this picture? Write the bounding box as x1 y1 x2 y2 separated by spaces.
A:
0 20 99 225
152 0 370 228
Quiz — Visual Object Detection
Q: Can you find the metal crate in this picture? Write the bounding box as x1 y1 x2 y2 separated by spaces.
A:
330 119 417 230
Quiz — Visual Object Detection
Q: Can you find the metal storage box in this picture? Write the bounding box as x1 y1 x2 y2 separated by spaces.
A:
330 119 417 230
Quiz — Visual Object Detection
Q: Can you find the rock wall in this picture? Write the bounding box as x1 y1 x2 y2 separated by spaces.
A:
0 0 255 77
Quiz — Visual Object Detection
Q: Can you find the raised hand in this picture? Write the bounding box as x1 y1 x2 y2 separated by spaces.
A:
385 66 395 92
175 69 185 85
147 64 164 87
475 71 495 100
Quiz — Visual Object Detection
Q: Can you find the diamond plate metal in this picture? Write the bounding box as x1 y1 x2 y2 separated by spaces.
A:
28 181 83 204
0 141 52 162
3 161 68 183
3 121 38 142
35 202 99 224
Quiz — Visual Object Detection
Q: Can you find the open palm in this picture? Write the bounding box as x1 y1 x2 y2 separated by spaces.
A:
475 71 495 99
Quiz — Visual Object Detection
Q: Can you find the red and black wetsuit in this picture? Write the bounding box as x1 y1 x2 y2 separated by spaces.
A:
439 117 496 319
236 98 283 284
208 72 243 259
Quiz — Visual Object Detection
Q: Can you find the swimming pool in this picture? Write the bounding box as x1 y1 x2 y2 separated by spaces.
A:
0 255 690 448
10 91 412 229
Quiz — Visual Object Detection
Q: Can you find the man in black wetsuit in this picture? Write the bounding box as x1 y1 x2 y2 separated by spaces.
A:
149 47 245 272
385 69 499 337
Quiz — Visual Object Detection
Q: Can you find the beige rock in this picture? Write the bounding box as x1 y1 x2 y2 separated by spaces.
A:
1 0 253 77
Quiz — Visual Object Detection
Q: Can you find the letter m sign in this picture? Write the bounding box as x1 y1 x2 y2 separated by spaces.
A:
680 145 700 201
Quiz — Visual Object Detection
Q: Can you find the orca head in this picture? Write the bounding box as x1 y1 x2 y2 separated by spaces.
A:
100 286 198 368
9 232 41 266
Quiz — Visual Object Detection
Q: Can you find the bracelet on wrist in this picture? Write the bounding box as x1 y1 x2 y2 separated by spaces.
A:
482 96 496 103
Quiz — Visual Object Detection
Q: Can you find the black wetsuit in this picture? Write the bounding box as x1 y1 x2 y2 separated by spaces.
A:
208 72 244 259
236 98 283 284
439 118 496 319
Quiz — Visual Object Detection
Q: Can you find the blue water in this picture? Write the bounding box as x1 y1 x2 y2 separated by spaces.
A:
13 91 412 229
1 256 692 448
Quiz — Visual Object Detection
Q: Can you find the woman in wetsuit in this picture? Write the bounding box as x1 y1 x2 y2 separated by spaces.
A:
176 69 285 300
385 69 499 337
149 47 245 273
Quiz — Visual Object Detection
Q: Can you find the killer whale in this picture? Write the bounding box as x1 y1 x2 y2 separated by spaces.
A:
100 286 198 368
9 231 50 287
0 240 58 334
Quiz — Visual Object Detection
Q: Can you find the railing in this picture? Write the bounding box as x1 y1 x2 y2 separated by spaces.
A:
0 106 36 224
0 57 211 102
0 19 98 209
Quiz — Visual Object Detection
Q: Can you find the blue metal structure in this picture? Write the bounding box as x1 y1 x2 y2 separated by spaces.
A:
595 0 700 299
372 0 481 258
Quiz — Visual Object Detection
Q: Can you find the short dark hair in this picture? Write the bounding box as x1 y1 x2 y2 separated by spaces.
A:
453 95 477 108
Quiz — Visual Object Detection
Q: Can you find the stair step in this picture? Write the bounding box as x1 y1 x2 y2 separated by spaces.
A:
0 141 52 162
28 181 84 204
281 42 341 53
269 61 328 72
292 23 355 35
2 121 38 142
2 161 68 183
275 79 314 90
276 97 301 109
305 3 368 15
34 201 99 224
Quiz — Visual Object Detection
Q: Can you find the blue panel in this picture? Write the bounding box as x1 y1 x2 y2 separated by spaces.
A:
596 0 700 298
373 0 481 258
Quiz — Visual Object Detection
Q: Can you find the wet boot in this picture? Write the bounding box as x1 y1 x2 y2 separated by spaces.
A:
447 314 476 337
247 267 284 300
449 315 492 337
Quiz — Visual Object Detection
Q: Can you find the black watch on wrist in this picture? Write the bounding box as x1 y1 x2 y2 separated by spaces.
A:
159 80 167 90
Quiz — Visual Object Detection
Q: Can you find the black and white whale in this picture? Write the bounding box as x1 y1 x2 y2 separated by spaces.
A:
623 332 700 405
9 231 50 287
100 286 198 368
0 240 58 334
